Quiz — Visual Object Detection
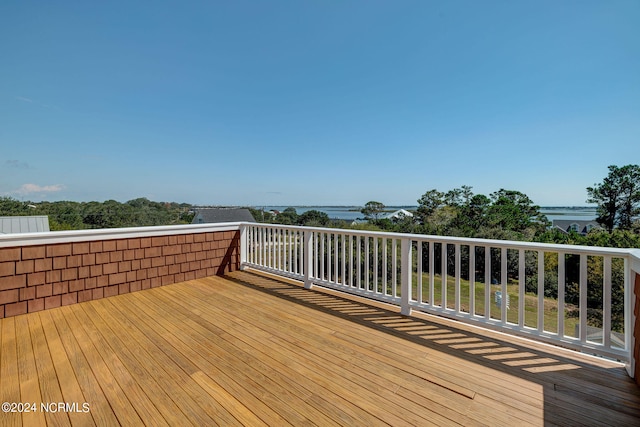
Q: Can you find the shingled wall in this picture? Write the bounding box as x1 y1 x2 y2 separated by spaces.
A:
0 228 239 318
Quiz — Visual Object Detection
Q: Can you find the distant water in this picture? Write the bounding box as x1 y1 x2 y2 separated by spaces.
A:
258 206 370 221
540 207 597 222
256 206 598 222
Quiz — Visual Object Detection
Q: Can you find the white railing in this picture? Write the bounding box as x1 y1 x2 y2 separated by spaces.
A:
240 223 640 374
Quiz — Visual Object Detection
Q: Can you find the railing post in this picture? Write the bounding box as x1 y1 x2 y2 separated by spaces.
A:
401 238 412 316
631 269 638 381
629 251 640 381
304 230 314 289
239 223 248 270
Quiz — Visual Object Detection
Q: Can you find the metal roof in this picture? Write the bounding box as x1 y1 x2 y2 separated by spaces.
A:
0 216 50 234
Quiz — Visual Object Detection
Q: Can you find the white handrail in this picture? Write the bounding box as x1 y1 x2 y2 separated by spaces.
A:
240 222 636 257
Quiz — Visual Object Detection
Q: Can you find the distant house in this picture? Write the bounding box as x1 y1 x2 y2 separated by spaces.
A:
192 208 255 224
385 209 414 221
552 220 600 236
0 216 50 234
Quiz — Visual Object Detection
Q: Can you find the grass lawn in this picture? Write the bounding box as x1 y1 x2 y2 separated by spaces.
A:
406 272 582 338
256 243 601 340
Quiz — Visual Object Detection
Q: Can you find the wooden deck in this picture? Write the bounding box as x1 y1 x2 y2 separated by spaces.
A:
1 270 639 426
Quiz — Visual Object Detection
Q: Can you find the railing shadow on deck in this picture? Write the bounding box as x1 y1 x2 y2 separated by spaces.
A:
223 269 640 425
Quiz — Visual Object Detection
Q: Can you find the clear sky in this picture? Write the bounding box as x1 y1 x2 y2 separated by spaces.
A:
1 1 638 207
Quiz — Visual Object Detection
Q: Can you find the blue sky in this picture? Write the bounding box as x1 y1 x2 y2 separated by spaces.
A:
1 1 638 207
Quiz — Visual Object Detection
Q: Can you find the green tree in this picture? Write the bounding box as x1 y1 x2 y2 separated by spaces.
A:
275 207 299 225
450 193 491 236
389 215 418 233
81 201 109 228
486 189 548 237
416 190 445 224
249 208 273 223
361 201 386 221
416 187 548 240
424 205 458 235
0 197 32 215
1 197 193 230
444 185 473 207
587 164 640 232
298 210 330 227
38 201 84 230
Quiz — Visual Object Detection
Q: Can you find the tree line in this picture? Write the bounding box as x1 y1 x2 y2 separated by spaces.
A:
354 165 640 249
0 197 194 230
2 164 637 247
249 207 335 227
252 164 640 249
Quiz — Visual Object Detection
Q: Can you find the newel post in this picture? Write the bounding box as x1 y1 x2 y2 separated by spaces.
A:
304 230 314 289
629 251 640 382
239 223 248 270
401 238 412 316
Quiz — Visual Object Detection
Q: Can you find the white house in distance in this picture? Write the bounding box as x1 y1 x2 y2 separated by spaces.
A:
385 209 414 220
0 216 50 234
552 219 601 236
352 209 415 226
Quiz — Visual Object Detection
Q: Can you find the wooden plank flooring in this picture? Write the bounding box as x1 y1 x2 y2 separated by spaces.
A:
1 270 639 426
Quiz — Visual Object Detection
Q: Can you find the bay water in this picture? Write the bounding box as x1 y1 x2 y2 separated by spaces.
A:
257 206 598 222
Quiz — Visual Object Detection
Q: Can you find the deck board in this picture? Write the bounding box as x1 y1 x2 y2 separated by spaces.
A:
70 305 172 427
47 309 119 426
1 317 21 427
157 281 439 426
27 313 70 427
38 310 94 427
57 306 144 426
15 315 47 427
182 278 478 426
0 270 639 426
128 288 293 426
